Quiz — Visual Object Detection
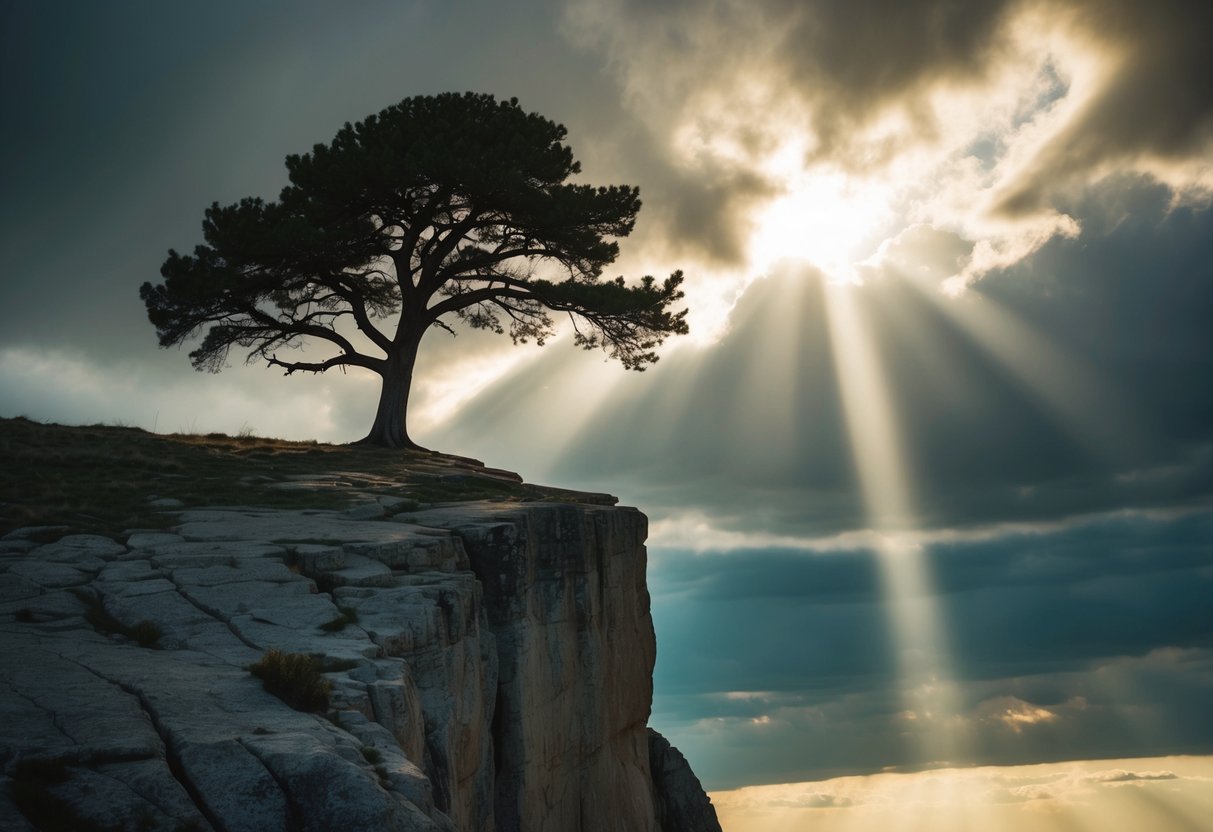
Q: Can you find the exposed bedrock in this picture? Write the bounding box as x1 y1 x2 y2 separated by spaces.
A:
1 495 717 831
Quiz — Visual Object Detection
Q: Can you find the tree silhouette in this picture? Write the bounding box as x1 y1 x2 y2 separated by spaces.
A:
141 92 688 448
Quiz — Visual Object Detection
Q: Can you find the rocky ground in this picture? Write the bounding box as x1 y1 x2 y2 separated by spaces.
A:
0 421 720 832
1 501 489 830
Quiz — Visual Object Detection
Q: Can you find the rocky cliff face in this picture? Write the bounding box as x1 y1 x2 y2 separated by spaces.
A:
0 476 720 831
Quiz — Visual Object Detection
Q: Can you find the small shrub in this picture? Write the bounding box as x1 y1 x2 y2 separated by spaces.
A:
71 589 161 648
129 620 164 648
361 746 383 765
248 648 331 712
15 607 35 623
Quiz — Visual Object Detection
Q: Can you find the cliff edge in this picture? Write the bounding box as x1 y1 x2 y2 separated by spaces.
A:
0 424 721 832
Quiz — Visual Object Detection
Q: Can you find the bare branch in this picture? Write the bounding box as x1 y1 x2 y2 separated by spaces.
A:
266 352 380 375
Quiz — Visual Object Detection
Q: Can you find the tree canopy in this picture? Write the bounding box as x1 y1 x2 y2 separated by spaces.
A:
141 92 688 448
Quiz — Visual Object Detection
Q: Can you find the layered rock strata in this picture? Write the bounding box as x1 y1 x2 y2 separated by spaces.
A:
0 490 719 830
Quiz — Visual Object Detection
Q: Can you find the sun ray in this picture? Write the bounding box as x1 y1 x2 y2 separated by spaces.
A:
894 264 1140 463
823 280 964 767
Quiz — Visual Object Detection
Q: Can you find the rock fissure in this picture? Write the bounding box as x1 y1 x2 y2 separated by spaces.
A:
165 575 272 652
4 681 75 748
84 764 181 825
3 473 720 831
53 653 226 832
234 737 305 832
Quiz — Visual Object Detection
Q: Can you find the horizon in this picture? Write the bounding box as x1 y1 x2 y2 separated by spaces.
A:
3 2 1212 828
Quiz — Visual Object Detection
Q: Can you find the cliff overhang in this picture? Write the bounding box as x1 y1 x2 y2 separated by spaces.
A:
0 421 720 831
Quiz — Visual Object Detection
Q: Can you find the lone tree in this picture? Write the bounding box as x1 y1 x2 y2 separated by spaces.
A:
141 92 688 448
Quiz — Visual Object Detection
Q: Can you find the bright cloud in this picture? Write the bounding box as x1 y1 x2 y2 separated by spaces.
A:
980 696 1061 733
564 0 1213 314
711 756 1213 832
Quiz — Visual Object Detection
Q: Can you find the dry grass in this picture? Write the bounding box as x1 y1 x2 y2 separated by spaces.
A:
70 588 163 648
248 648 332 713
0 417 604 538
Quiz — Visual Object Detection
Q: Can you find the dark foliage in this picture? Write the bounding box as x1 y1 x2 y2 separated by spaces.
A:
141 92 689 447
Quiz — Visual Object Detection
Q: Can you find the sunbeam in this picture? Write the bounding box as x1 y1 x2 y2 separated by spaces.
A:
823 280 963 767
890 263 1140 464
821 284 913 529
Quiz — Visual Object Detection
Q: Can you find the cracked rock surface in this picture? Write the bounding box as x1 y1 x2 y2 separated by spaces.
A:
0 490 697 831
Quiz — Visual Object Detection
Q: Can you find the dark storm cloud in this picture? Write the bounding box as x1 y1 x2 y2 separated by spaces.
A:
568 0 1213 250
0 0 643 440
564 0 1019 259
992 0 1213 215
572 0 1015 132
0 0 617 359
640 160 777 265
796 0 1213 196
647 509 1213 784
659 645 1213 786
501 184 1213 535
649 510 1213 693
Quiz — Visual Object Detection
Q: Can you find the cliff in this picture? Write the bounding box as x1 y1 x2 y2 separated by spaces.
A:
0 426 721 832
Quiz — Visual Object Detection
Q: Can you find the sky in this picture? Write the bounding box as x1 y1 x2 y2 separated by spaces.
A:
2 1 1212 826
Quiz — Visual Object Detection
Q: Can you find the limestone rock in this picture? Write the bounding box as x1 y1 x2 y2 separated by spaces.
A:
409 502 660 832
2 486 719 831
648 729 723 832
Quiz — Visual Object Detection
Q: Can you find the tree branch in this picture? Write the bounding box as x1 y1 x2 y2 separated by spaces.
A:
417 212 481 295
315 278 394 354
239 304 366 357
424 284 536 321
266 352 381 375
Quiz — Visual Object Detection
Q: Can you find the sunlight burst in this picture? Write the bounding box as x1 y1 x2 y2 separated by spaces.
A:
748 155 893 281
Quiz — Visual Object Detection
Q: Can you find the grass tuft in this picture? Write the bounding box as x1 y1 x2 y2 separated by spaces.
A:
70 589 162 648
128 620 164 648
248 648 332 712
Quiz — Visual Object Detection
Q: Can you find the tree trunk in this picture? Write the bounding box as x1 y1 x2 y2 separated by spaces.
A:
359 343 422 449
